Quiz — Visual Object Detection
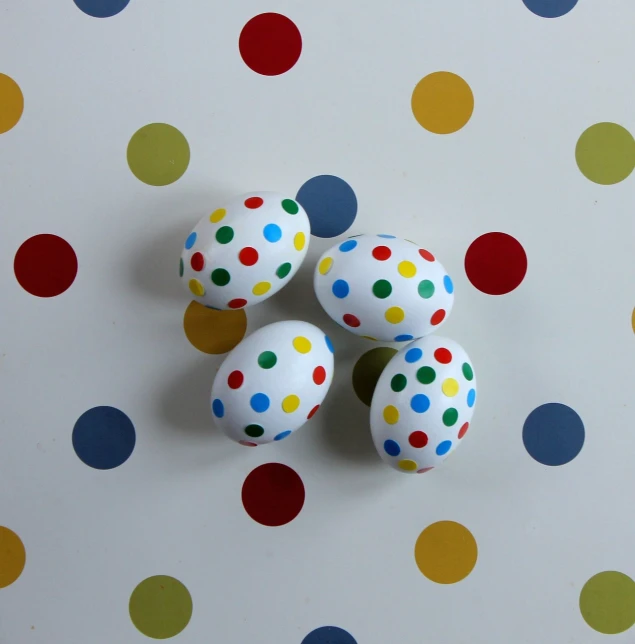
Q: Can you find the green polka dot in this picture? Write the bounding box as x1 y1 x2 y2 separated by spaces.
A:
580 571 635 634
276 262 292 279
391 374 407 392
245 424 264 438
216 226 234 244
576 122 635 185
372 279 392 299
352 347 398 406
443 408 458 427
462 362 473 381
282 199 299 214
211 268 230 286
418 280 435 299
417 366 436 385
258 351 277 369
179 258 184 277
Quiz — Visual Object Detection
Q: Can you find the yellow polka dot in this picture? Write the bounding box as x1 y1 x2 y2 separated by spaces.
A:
209 208 226 223
188 278 205 297
0 526 26 588
293 336 312 353
318 257 333 275
361 335 378 341
0 74 24 135
252 281 271 296
183 302 247 354
385 307 405 324
442 378 459 397
282 394 300 413
398 459 418 472
398 261 417 278
383 405 399 424
294 232 306 251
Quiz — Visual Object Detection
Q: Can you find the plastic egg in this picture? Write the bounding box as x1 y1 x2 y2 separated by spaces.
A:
313 234 454 342
210 320 335 445
369 335 476 473
180 192 310 310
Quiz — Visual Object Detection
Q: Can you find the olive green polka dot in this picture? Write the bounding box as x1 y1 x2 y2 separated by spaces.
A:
580 571 635 634
417 366 436 385
418 280 435 299
282 199 299 214
391 374 407 392
245 424 265 438
276 262 292 279
179 258 184 277
372 279 392 299
352 347 398 406
258 351 277 369
443 408 458 427
216 226 234 244
211 268 230 286
462 363 473 381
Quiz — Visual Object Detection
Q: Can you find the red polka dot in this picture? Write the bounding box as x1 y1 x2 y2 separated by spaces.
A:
244 196 264 209
190 252 205 271
409 431 428 448
307 404 320 419
14 234 78 298
239 247 259 266
228 298 248 309
419 249 435 262
239 13 302 76
241 463 305 526
239 440 258 447
430 309 446 326
458 422 469 439
372 245 391 261
313 366 326 385
465 232 527 295
228 370 244 389
417 467 434 474
343 313 361 328
434 348 452 364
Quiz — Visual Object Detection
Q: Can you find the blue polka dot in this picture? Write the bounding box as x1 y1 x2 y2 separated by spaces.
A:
405 347 423 363
436 440 452 456
72 406 135 470
377 234 396 238
467 388 476 408
332 279 350 298
338 240 357 252
250 393 270 413
274 430 292 441
302 626 357 644
296 175 358 238
212 398 225 418
383 439 401 457
522 0 578 18
325 335 334 353
394 334 414 342
184 232 197 249
263 223 282 243
410 394 430 413
444 275 454 294
522 403 584 466
73 0 130 17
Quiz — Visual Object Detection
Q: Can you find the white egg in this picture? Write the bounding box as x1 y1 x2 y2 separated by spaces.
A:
180 191 310 310
370 335 476 473
314 234 454 342
210 320 335 445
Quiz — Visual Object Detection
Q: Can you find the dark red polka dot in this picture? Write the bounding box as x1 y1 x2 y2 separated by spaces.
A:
239 440 258 447
434 348 452 364
417 467 434 474
419 249 435 262
372 245 391 261
14 234 78 298
241 463 305 526
430 309 446 326
244 196 264 209
190 252 205 271
307 404 320 419
239 247 259 266
343 313 361 328
228 298 248 309
313 366 326 385
458 422 469 439
228 370 244 389
409 431 428 448
465 232 527 295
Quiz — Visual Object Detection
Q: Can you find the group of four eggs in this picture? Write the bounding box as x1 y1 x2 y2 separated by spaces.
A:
180 192 477 474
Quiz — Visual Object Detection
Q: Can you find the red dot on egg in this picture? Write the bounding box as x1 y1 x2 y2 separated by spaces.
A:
245 196 264 209
239 247 259 266
190 252 205 271
343 313 361 328
409 431 428 448
228 370 244 389
434 348 452 364
417 467 434 474
419 249 435 262
307 404 320 419
228 298 248 309
458 422 469 439
239 440 258 447
372 245 391 261
430 309 446 326
313 366 326 385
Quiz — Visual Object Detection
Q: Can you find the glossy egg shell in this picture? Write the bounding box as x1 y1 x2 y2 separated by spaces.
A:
369 335 476 473
211 320 335 445
180 191 310 310
313 234 454 342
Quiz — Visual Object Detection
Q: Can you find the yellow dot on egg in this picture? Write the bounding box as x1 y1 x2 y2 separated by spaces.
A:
398 260 417 278
361 335 378 341
252 281 271 296
385 306 405 324
319 257 333 275
442 378 459 397
209 208 226 223
294 232 306 251
383 405 400 424
293 336 312 353
282 394 300 413
398 459 418 472
188 278 205 296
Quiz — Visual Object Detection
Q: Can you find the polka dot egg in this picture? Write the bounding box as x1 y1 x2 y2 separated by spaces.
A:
180 192 310 310
313 234 454 342
211 320 335 445
370 335 476 473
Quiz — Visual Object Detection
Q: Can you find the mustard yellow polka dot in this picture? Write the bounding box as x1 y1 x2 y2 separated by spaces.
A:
383 405 399 424
442 378 459 397
282 394 300 413
398 261 417 278
361 335 378 341
293 336 312 353
294 232 306 251
189 278 205 296
319 257 333 275
385 306 405 324
209 208 226 223
398 459 418 472
252 281 271 296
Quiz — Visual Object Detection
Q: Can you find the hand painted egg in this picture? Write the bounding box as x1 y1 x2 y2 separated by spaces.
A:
369 335 476 473
313 234 454 342
180 192 310 310
210 320 335 445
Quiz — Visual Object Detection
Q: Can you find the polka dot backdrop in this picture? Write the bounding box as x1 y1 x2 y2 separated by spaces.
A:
2 2 635 643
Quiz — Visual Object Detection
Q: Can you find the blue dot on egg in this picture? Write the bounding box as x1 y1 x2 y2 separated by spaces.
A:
325 335 334 354
185 232 197 249
384 439 401 456
394 334 414 342
405 347 423 363
436 440 452 456
263 223 282 243
467 388 476 408
410 394 430 413
274 430 292 441
250 393 270 413
332 279 350 299
444 275 454 294
377 234 396 238
212 398 225 418
339 239 357 252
